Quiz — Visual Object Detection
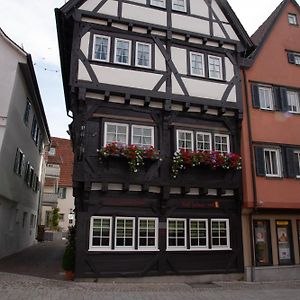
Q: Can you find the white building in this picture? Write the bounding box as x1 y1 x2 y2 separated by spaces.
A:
0 28 51 259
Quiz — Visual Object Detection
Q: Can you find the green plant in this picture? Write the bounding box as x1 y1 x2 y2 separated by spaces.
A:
62 226 76 272
51 207 60 230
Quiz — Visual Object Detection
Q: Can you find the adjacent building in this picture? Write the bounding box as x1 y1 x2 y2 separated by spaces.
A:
0 28 51 259
56 0 253 278
41 137 75 232
241 0 300 281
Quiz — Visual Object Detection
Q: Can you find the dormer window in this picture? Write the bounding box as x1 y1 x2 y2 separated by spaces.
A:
172 0 186 12
288 13 298 25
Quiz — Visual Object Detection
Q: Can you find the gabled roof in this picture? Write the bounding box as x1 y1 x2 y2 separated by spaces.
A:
250 0 300 58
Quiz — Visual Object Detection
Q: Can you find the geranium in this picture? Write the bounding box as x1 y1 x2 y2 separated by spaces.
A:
172 149 242 178
98 143 160 173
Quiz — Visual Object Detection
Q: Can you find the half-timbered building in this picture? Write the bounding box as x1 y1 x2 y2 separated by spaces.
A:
56 0 253 278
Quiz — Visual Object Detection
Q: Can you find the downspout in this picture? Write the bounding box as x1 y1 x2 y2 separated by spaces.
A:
242 67 258 281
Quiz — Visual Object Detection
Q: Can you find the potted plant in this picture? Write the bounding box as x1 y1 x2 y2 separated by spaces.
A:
62 226 75 280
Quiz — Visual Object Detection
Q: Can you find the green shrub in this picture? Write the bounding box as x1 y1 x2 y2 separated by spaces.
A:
62 226 76 272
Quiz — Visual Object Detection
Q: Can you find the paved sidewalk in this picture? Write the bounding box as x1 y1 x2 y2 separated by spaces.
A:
0 272 300 300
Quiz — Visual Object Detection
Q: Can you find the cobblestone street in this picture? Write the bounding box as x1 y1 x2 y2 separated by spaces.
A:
0 272 300 300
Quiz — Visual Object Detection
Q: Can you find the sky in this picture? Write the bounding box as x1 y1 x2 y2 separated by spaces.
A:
0 0 297 139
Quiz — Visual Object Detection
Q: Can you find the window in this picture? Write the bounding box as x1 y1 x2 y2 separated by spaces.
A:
288 13 297 25
58 187 67 199
295 55 300 65
254 220 272 266
287 91 300 113
14 148 25 176
23 100 31 126
264 148 282 177
104 122 128 146
214 134 230 154
138 218 158 250
208 55 223 80
132 125 154 148
196 132 212 151
93 35 110 62
190 52 205 77
190 219 208 249
258 86 274 110
89 217 112 250
30 214 35 228
172 0 186 12
176 130 193 151
114 39 131 65
151 0 165 8
211 219 230 249
136 42 151 68
276 220 294 265
48 147 56 156
31 116 39 144
295 151 300 178
288 52 300 65
167 218 187 250
115 217 135 249
29 166 34 188
22 212 28 229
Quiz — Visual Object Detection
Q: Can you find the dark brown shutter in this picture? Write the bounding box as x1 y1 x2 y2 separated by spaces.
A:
255 147 265 176
285 148 297 178
251 84 260 108
280 88 288 112
288 52 295 64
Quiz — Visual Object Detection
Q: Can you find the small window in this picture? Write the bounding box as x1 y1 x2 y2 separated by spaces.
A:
196 132 212 151
115 217 135 249
114 39 131 65
288 52 300 65
288 13 298 25
167 218 187 250
31 117 38 143
104 122 128 146
48 147 56 156
89 216 112 250
214 134 230 154
172 0 186 12
58 187 67 199
190 219 208 249
294 151 300 178
211 219 230 249
287 91 300 113
258 86 274 110
136 42 151 68
23 100 31 126
264 148 282 177
150 0 166 8
208 55 223 80
93 35 110 62
190 52 205 77
132 125 154 148
14 148 25 176
176 130 194 151
138 218 158 250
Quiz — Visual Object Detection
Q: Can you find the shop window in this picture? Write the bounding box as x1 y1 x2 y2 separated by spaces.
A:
276 220 294 265
253 220 272 266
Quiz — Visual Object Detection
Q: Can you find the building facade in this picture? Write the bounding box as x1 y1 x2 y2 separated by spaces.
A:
0 28 50 259
241 0 300 281
56 0 253 278
41 137 75 232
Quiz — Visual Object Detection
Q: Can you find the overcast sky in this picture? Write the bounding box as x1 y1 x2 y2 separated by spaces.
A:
0 0 296 139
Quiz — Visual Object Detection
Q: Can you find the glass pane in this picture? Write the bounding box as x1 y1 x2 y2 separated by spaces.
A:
102 238 109 246
125 238 133 246
92 237 100 246
139 238 147 246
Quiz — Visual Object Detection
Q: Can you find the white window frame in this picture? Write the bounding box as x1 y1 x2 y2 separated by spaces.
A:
92 34 110 62
190 52 205 77
189 219 209 250
288 13 297 25
196 132 212 151
104 122 129 146
135 42 152 68
172 0 187 12
176 130 194 151
211 219 231 250
208 55 223 80
258 86 274 111
264 148 282 178
287 90 300 113
114 38 132 65
167 218 187 250
295 151 300 179
115 217 135 250
214 134 230 154
89 216 112 251
138 217 159 251
131 125 155 148
150 0 166 8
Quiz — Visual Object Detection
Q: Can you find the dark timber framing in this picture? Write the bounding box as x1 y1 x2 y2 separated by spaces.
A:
56 0 253 278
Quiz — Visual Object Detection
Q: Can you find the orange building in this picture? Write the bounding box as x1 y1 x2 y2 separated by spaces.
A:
241 0 300 281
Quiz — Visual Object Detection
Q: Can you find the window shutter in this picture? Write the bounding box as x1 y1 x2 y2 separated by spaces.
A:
288 52 295 64
13 149 19 174
285 148 297 178
273 87 282 111
251 84 260 108
21 154 26 176
280 88 288 112
255 147 265 176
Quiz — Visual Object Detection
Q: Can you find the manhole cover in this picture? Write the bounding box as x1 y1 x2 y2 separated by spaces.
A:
187 282 220 289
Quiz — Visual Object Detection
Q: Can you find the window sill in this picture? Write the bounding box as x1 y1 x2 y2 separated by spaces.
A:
265 175 283 179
